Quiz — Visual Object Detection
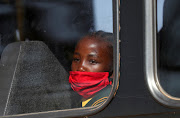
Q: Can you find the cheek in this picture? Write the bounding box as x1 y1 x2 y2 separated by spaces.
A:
96 62 112 72
89 64 107 72
103 58 113 71
71 62 77 71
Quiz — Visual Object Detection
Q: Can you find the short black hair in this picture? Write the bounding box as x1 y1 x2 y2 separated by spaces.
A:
81 31 114 54
86 30 113 47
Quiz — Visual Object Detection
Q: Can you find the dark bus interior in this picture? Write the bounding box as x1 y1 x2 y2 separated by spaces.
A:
1 0 180 118
0 0 93 115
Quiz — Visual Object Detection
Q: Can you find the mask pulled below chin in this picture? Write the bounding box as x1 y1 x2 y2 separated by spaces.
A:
69 71 111 99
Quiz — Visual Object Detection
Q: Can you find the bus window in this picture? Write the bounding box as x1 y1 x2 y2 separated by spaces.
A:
0 0 119 117
145 0 180 107
157 0 180 98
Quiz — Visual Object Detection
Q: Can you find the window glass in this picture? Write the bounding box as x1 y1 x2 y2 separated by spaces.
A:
157 0 180 98
0 0 115 116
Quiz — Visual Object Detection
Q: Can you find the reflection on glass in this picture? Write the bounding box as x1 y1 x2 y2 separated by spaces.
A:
0 0 113 116
157 0 180 97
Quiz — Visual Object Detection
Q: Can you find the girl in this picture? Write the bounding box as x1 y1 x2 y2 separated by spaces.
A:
69 31 113 107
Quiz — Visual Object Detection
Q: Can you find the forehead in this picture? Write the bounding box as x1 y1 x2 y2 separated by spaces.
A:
74 37 113 61
75 36 110 52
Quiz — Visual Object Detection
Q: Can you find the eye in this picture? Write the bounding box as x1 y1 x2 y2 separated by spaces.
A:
89 59 98 64
73 58 80 62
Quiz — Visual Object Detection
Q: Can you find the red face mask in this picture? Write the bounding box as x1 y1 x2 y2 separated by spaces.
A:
69 71 112 99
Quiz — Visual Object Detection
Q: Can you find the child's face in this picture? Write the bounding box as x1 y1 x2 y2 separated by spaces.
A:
71 36 113 72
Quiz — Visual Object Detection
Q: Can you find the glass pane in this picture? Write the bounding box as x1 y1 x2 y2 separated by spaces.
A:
157 0 180 97
0 0 114 116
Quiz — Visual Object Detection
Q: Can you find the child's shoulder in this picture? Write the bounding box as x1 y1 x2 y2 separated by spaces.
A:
84 85 112 107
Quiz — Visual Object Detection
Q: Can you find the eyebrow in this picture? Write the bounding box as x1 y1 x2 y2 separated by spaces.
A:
74 52 80 55
88 52 99 58
74 52 100 58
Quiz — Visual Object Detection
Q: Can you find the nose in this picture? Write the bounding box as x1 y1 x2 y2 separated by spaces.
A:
77 61 86 72
78 67 85 72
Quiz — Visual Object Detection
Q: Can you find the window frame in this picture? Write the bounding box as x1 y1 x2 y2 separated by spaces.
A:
2 0 120 117
145 0 180 108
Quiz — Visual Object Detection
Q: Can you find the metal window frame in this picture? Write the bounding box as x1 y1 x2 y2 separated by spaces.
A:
2 0 120 117
145 0 180 108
